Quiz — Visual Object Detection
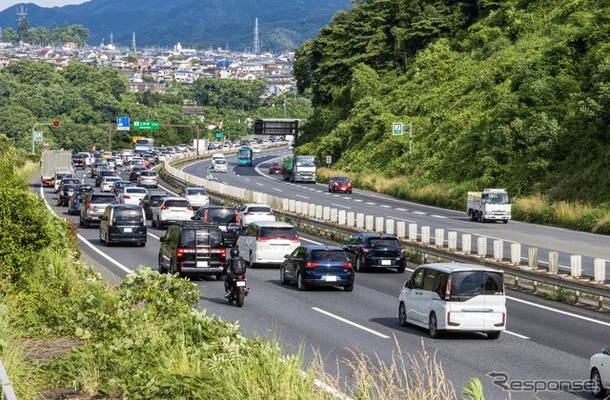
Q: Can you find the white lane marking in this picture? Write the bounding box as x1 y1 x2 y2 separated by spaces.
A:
244 178 250 182
300 237 323 245
507 296 610 327
431 215 447 219
380 205 391 208
395 208 408 211
78 235 132 274
297 194 310 200
313 307 390 339
272 188 283 192
331 203 351 210
388 215 416 223
413 211 426 215
256 183 264 187
504 330 530 339
365 202 377 206
353 199 363 202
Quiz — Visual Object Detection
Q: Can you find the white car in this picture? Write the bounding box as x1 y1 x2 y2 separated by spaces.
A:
150 197 195 229
180 187 209 209
590 347 610 398
398 263 506 339
117 186 149 206
237 203 277 227
100 176 122 192
236 221 300 266
251 144 261 153
212 158 228 173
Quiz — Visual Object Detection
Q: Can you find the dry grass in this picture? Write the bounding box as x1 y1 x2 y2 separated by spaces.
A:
310 337 456 400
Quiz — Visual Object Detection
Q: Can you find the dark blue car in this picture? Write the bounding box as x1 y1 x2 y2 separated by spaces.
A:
280 245 354 291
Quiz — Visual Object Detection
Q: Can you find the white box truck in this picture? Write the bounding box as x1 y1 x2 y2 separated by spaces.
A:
467 189 511 223
41 150 74 187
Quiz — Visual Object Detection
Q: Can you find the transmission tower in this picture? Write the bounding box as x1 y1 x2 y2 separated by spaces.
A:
109 32 114 45
252 17 260 55
132 32 136 53
17 5 27 23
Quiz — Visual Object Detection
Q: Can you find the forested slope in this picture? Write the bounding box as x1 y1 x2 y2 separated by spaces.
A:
294 0 610 202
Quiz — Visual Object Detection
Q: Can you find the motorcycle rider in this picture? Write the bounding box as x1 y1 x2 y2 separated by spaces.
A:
223 247 246 297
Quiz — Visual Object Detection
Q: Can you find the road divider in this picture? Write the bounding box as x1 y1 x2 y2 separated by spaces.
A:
161 153 610 312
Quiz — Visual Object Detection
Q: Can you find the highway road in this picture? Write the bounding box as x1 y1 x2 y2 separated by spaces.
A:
38 152 610 399
184 148 610 280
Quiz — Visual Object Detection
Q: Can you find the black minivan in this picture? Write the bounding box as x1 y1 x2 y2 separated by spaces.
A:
99 204 147 247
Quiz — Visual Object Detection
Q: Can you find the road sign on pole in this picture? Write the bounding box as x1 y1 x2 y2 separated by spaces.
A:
34 131 43 142
214 131 223 139
392 122 404 136
133 120 160 131
116 116 130 131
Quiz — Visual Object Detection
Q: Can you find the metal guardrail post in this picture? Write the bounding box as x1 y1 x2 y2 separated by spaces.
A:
0 359 17 400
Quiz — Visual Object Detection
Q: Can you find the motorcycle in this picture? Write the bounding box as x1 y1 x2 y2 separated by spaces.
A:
227 273 249 307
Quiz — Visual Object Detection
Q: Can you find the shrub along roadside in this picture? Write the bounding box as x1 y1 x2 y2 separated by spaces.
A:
317 167 610 234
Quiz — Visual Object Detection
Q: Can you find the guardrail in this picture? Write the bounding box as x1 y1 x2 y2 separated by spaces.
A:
0 359 17 400
162 154 610 311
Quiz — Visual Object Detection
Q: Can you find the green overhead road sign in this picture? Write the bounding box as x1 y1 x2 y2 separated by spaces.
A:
392 122 404 136
214 131 223 139
133 120 160 131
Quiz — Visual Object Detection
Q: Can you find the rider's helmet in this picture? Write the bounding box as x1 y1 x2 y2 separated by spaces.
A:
230 248 240 257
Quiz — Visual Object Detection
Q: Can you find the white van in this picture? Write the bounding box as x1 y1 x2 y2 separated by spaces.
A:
211 153 225 163
236 221 300 267
398 263 506 339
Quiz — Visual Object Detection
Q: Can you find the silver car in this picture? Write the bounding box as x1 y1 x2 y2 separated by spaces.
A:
150 197 195 229
80 193 117 227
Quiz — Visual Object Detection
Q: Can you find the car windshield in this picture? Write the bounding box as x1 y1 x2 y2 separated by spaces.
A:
206 209 237 223
247 206 271 213
215 160 227 165
126 188 148 194
238 149 251 157
450 271 504 298
484 192 510 205
311 250 348 262
114 208 143 221
180 229 223 248
333 177 350 183
187 189 207 195
165 200 190 208
141 171 156 176
91 196 115 204
295 157 317 167
367 238 401 249
259 227 297 238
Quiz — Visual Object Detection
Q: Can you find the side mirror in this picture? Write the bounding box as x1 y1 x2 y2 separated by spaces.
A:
405 280 413 289
603 347 610 356
284 254 289 259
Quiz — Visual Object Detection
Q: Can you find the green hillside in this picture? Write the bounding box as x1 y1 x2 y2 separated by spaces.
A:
294 0 610 203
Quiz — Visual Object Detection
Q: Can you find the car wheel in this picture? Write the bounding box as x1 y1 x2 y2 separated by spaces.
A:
79 217 83 227
344 283 354 292
591 369 607 398
296 271 307 291
469 211 476 221
479 212 486 223
396 264 406 273
486 331 501 340
355 255 365 272
398 303 408 327
151 216 157 228
139 241 146 247
158 254 167 274
429 313 442 338
279 265 288 285
503 220 508 224
104 232 112 247
99 230 105 244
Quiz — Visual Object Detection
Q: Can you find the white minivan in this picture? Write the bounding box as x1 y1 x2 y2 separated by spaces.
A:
236 221 300 267
398 263 506 339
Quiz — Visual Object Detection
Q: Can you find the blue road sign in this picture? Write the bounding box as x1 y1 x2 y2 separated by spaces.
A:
116 116 130 131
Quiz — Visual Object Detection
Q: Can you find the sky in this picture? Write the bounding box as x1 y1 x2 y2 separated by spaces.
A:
0 1 88 12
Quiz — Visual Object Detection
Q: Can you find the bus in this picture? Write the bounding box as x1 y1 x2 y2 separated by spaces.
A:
237 146 253 166
134 138 155 152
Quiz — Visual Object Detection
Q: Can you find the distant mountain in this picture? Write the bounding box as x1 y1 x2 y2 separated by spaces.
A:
0 0 351 51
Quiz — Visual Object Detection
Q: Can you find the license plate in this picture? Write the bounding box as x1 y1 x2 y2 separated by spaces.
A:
197 261 208 267
324 275 337 282
381 259 391 266
124 227 133 233
236 281 246 287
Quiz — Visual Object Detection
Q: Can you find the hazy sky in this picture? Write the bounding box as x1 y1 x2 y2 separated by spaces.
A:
0 1 88 12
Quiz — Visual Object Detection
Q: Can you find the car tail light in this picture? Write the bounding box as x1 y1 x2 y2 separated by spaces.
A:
362 248 370 253
267 212 274 216
288 237 299 242
446 281 452 299
447 311 451 323
400 249 406 254
187 206 193 211
244 212 253 215
305 261 319 268
161 205 169 210
123 195 131 199
256 236 272 242
85 201 91 208
342 262 353 269
235 214 240 223
502 313 506 325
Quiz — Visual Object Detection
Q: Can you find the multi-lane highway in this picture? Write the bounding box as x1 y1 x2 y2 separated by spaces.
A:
38 150 610 399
